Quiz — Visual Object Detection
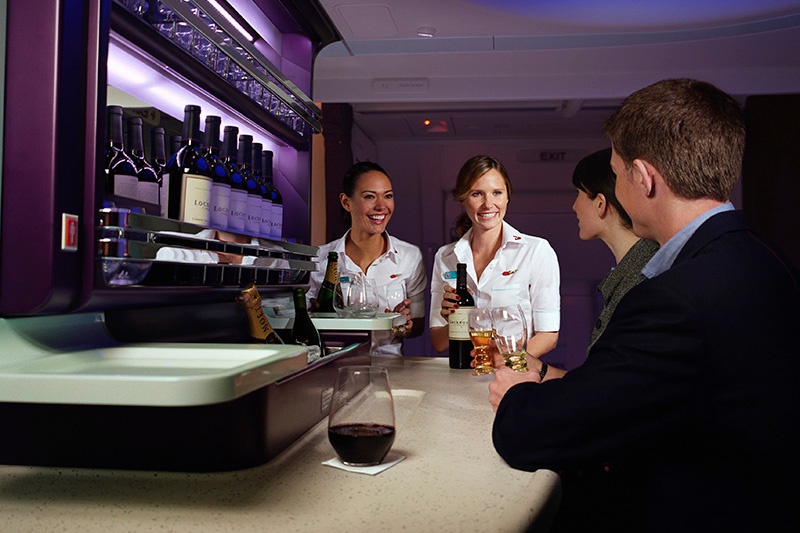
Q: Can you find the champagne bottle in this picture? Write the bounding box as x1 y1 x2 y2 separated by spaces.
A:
252 144 273 239
316 251 339 312
150 126 168 217
167 105 212 225
263 150 283 240
239 134 261 236
291 287 323 362
449 263 475 369
127 116 160 209
222 126 247 233
236 283 283 344
203 115 230 230
104 105 138 201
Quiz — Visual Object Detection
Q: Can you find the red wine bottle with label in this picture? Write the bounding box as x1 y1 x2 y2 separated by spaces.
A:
203 115 230 230
221 126 247 233
104 105 138 202
448 262 475 369
167 105 212 225
127 116 160 209
238 134 261 236
263 150 283 240
149 126 168 217
251 144 273 239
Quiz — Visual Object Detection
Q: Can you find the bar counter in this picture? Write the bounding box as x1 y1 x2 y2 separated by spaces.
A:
0 356 560 532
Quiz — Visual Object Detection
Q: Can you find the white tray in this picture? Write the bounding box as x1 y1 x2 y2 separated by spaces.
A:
0 343 306 407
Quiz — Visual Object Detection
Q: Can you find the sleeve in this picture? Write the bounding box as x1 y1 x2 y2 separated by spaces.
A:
405 247 428 320
429 246 448 329
492 281 701 472
529 240 560 332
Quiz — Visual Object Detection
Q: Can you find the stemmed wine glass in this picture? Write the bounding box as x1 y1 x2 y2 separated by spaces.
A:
468 308 495 375
491 305 529 372
328 366 396 466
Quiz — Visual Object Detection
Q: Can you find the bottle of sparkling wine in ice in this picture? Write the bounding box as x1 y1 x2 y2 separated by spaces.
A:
221 126 247 233
237 283 284 344
150 126 168 217
262 150 283 240
316 251 339 312
291 287 323 362
167 105 212 225
104 105 138 202
449 262 475 369
203 115 230 230
127 116 160 209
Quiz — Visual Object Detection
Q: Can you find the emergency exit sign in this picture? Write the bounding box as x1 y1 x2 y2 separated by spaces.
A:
516 149 586 164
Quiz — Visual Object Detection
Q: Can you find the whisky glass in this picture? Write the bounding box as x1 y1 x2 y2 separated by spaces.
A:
491 305 529 372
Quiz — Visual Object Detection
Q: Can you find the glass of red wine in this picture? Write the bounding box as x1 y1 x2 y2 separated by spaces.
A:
328 365 396 466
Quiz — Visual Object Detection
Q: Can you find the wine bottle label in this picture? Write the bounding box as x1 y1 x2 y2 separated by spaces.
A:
138 181 160 206
260 200 273 237
180 173 212 226
114 173 139 200
449 307 473 341
245 195 262 233
210 184 231 228
159 173 169 217
228 189 248 231
271 204 283 239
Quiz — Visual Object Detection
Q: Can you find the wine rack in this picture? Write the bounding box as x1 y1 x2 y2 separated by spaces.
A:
96 207 317 288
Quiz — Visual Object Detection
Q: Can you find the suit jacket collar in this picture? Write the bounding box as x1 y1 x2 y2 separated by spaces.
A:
673 210 750 266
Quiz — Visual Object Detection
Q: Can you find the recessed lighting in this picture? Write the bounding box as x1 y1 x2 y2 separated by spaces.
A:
423 119 432 126
417 26 436 38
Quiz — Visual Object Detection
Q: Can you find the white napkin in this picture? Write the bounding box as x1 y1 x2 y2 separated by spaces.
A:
322 452 405 475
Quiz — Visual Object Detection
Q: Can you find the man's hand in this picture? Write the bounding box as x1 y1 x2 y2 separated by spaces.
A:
488 366 540 412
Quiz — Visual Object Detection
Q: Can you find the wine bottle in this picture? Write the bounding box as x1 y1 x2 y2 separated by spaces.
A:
316 251 339 312
291 287 323 362
104 105 138 201
252 144 273 239
222 126 247 232
127 116 160 209
239 134 261 236
150 126 168 217
203 115 230 230
449 263 475 369
237 283 283 344
167 105 212 225
263 150 283 240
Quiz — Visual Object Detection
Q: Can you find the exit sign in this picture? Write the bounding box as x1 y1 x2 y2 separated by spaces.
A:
516 149 588 164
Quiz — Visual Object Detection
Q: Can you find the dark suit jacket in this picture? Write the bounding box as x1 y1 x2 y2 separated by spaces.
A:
493 210 800 532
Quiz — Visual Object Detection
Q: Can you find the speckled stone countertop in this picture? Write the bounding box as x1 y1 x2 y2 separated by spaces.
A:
0 357 560 533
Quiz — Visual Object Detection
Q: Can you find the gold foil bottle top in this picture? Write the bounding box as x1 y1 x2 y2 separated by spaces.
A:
237 283 282 344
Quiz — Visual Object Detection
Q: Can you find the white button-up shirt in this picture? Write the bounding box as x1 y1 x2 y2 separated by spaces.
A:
430 221 560 335
308 230 427 356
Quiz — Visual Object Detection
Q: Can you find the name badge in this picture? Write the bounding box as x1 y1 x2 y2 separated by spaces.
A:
444 271 457 280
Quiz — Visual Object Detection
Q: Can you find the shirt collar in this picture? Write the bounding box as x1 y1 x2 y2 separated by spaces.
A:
641 202 734 279
336 229 399 263
454 221 523 256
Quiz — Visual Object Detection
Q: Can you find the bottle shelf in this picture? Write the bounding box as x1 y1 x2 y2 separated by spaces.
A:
96 208 318 288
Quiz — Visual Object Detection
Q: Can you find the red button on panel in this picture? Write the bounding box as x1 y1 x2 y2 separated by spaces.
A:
62 213 79 252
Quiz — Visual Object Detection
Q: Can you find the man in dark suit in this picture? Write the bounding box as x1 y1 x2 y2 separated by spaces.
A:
489 79 800 532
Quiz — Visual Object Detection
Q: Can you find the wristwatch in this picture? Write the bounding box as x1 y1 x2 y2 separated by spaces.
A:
538 362 548 381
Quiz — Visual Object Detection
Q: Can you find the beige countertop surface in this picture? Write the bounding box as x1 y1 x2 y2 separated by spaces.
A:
0 356 560 533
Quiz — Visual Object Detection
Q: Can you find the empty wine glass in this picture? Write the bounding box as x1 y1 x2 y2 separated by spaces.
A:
333 275 352 317
328 366 396 466
491 305 529 372
348 275 379 318
468 308 495 375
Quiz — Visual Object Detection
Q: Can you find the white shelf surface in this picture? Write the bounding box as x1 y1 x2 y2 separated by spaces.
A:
0 343 307 407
